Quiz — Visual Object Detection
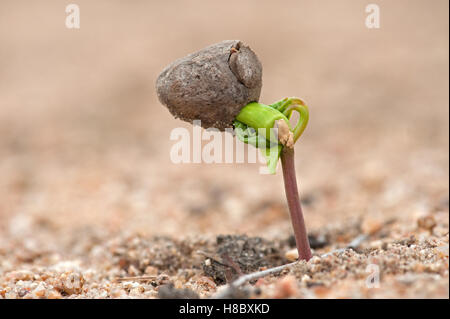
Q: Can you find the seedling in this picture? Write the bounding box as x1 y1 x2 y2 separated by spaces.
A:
157 40 312 261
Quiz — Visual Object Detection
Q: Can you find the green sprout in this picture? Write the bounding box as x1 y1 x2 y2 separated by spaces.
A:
234 97 312 261
234 97 309 174
156 40 313 261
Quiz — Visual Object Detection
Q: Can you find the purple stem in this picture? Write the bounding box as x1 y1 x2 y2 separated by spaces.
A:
280 147 312 261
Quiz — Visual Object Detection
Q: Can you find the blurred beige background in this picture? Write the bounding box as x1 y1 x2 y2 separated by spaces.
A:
0 0 448 244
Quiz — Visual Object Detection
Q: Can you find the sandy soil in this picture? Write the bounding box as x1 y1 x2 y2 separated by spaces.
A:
0 0 448 299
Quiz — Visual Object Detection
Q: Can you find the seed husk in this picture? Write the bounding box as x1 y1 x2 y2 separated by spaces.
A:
156 40 262 130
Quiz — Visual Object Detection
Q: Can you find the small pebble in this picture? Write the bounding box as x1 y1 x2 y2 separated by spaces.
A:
33 282 47 298
362 218 383 235
417 215 437 232
47 289 62 299
309 256 322 264
144 266 158 275
285 249 299 262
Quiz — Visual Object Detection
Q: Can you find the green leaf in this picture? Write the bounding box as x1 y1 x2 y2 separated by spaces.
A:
233 98 310 174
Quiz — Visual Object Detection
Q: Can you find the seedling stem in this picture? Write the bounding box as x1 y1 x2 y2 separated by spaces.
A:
280 147 312 261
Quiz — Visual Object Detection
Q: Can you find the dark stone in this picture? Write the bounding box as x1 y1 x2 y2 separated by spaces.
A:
158 283 199 299
287 233 329 249
156 40 262 130
203 235 283 285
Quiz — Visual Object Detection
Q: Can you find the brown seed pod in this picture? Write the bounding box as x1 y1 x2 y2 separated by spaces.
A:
156 40 262 130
